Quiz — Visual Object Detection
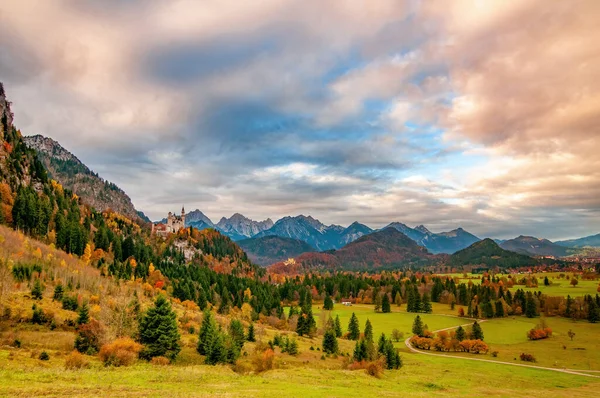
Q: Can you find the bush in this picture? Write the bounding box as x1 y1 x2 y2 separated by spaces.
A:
520 353 536 362
150 356 170 366
39 351 50 361
74 319 104 355
491 351 499 358
99 338 142 367
252 348 275 373
64 351 89 370
31 305 46 325
527 327 552 340
12 339 21 348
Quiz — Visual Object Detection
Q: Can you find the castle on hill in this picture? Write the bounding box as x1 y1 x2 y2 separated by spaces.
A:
152 206 186 237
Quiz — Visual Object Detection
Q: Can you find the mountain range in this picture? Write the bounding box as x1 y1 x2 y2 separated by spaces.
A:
499 235 569 257
21 133 598 263
555 233 600 249
269 228 445 273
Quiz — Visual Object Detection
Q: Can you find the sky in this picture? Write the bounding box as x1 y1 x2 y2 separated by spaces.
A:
1 0 599 240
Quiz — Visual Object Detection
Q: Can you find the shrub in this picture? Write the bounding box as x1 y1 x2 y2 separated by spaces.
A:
64 351 89 370
365 359 385 378
520 353 536 362
31 305 46 325
252 348 275 373
74 319 104 355
491 351 499 358
12 339 21 348
39 351 50 361
99 338 142 367
527 327 552 341
458 340 489 354
150 356 170 366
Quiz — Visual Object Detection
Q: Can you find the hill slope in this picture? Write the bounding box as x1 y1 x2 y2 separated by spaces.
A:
24 134 146 222
237 235 315 266
500 235 569 257
555 233 600 248
449 238 537 268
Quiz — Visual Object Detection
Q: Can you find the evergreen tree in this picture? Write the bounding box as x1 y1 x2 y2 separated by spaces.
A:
52 284 64 301
287 338 299 355
566 295 573 318
525 292 537 318
323 293 334 310
381 293 391 313
353 339 367 362
228 319 245 350
495 301 504 317
139 295 181 360
544 276 550 286
77 302 90 325
31 279 43 300
471 321 484 340
246 323 256 342
421 292 432 313
412 315 424 337
364 319 374 342
197 286 208 311
588 300 600 323
455 325 466 341
377 333 387 355
334 315 342 337
384 340 402 369
348 312 360 340
198 310 217 356
322 329 338 354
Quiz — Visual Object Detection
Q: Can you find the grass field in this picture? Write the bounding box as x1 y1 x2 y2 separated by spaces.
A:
1 345 599 397
440 272 599 297
2 300 599 396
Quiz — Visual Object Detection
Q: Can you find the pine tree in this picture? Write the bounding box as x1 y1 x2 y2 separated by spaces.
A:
412 315 424 337
495 301 504 317
381 293 391 313
455 325 466 341
421 293 432 313
322 329 338 354
31 279 43 300
139 295 181 360
348 312 360 340
471 321 484 340
228 319 245 350
77 302 90 325
525 292 537 318
377 333 387 355
353 339 367 362
588 300 600 323
544 276 550 286
334 315 342 337
198 310 218 356
52 284 64 301
364 319 373 342
384 340 401 369
246 323 256 342
323 293 334 310
197 286 208 311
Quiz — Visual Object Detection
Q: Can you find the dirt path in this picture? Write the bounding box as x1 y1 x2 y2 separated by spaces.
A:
403 321 600 379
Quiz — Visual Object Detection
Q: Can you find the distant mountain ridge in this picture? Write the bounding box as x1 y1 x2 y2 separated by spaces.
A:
555 233 600 248
24 134 148 222
237 235 315 266
216 213 273 240
500 235 569 257
269 228 444 273
449 238 538 268
383 223 480 254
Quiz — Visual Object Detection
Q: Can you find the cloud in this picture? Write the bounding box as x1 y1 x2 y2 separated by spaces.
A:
1 0 598 240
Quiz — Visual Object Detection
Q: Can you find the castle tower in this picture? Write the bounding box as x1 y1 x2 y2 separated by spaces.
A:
181 205 185 227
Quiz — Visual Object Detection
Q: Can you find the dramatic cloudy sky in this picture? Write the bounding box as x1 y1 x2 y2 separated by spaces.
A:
1 0 599 239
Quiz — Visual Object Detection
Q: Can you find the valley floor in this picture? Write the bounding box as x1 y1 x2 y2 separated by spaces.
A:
1 347 599 397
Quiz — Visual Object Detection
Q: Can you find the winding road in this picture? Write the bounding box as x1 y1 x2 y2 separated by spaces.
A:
404 320 600 379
